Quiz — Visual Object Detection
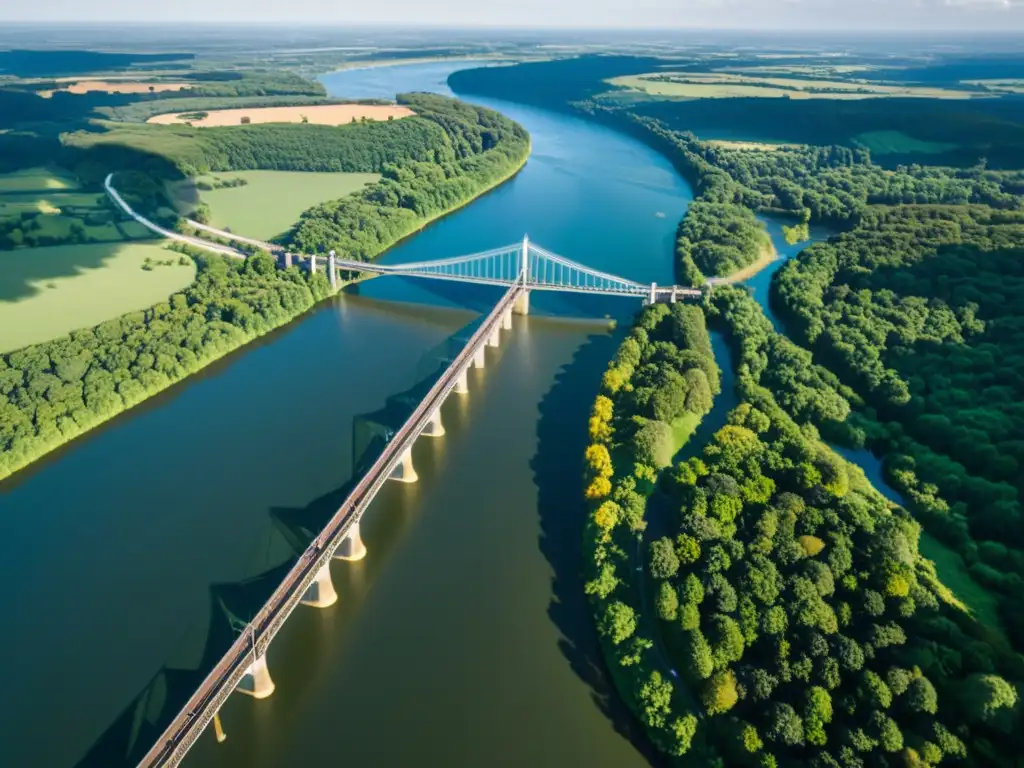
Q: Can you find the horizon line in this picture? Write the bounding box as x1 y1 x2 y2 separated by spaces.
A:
0 21 1023 34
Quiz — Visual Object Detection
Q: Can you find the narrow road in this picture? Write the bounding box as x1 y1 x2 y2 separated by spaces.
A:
103 174 245 259
184 219 282 253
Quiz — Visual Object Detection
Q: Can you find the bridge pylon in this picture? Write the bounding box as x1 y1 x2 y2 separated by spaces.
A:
300 563 338 608
238 653 275 699
335 521 368 561
390 448 418 484
422 408 445 437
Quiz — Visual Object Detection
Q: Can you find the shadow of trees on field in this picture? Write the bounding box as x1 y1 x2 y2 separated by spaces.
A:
531 328 665 767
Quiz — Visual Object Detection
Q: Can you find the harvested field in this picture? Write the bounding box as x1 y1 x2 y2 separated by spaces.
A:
147 103 414 127
39 81 190 98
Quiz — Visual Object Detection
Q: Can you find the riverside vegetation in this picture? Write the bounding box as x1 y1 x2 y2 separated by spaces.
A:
499 53 1024 766
0 94 530 481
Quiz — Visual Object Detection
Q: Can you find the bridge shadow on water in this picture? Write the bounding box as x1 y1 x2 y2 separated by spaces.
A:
532 329 665 768
72 315 483 768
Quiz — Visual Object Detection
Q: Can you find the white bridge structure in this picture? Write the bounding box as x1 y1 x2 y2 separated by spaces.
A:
325 236 702 304
105 176 704 767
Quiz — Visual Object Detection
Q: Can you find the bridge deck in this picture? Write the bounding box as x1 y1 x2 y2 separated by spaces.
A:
137 278 526 767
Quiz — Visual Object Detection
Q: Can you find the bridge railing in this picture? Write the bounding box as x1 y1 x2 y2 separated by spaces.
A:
136 276 526 768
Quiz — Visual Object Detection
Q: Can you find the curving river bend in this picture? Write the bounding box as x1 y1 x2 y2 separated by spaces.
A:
0 61 901 768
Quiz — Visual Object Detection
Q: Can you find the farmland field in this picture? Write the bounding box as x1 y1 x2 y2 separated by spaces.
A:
0 242 193 352
146 103 413 127
39 80 190 98
607 72 983 100
0 167 78 192
852 130 959 155
193 170 380 240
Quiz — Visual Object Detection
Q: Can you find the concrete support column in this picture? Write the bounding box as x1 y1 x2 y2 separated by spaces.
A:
649 282 657 305
422 408 445 437
335 521 368 561
513 290 530 316
238 654 275 699
309 254 317 274
487 326 500 348
328 251 338 291
670 286 678 304
300 562 338 608
390 448 418 484
501 308 512 330
284 252 293 269
472 346 486 370
454 369 469 395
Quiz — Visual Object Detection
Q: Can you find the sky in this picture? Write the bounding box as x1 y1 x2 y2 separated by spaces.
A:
2 0 1024 30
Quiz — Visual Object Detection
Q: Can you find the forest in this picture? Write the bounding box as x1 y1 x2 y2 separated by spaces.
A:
450 56 1024 169
0 94 530 480
585 287 1024 766
286 94 530 259
773 204 1024 643
582 302 721 755
0 249 331 481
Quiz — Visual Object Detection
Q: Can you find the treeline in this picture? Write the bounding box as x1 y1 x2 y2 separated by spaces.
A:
0 249 332 482
286 93 530 260
0 94 532 479
63 114 446 181
582 302 719 755
615 114 1022 284
678 201 771 278
608 285 1024 766
773 204 1024 639
175 71 325 98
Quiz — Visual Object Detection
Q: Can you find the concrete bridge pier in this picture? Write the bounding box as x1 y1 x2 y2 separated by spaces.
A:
328 251 338 291
454 369 469 395
422 408 445 437
513 290 530 316
283 252 293 269
472 346 486 370
309 254 318 274
390 448 418 484
335 521 368 561
300 562 338 608
501 308 512 330
238 654 275 699
487 326 501 348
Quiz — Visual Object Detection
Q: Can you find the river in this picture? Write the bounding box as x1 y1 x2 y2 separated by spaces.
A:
0 60 905 768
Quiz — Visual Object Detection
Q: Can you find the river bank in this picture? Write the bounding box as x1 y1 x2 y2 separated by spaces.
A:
0 99 530 485
1 61 686 768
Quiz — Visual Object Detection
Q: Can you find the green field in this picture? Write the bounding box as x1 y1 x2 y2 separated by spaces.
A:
0 167 79 192
194 170 381 240
607 73 982 101
0 242 194 352
852 130 959 155
919 533 1005 640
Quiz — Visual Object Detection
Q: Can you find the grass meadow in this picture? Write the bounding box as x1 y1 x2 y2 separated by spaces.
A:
608 73 983 101
852 130 959 155
0 242 193 352
196 170 380 240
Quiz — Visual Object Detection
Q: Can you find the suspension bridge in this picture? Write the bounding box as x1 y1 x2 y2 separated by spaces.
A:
102 178 703 768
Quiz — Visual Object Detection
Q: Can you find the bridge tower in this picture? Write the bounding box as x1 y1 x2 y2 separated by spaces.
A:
514 234 531 316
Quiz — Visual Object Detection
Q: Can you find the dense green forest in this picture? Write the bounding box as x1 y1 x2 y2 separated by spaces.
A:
773 205 1024 642
583 302 720 755
0 94 530 480
287 94 530 259
64 112 445 180
449 56 1024 169
585 288 1024 766
0 249 330 481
